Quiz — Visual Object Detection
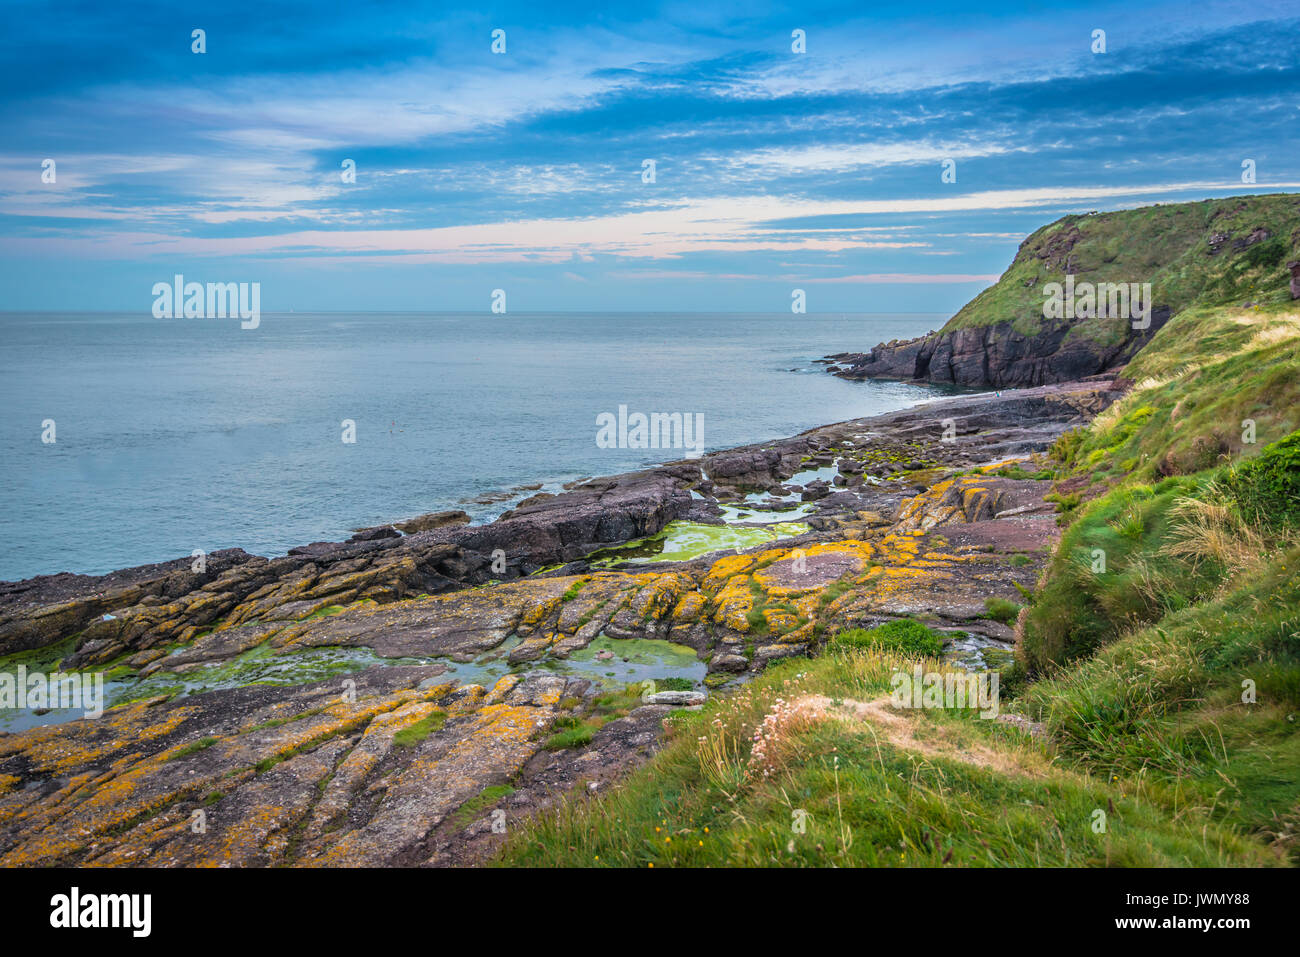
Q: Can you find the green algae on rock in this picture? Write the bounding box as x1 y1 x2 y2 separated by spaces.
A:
588 519 811 566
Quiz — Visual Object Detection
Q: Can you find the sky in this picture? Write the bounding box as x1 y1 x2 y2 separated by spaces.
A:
1 0 1298 313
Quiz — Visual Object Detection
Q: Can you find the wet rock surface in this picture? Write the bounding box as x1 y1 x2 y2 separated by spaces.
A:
0 380 1117 866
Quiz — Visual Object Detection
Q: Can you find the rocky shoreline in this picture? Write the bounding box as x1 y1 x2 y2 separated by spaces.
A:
0 377 1121 866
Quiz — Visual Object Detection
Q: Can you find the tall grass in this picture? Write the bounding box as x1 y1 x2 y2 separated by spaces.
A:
495 644 1276 867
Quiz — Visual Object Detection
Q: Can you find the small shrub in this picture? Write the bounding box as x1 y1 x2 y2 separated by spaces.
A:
542 724 596 751
983 597 1023 625
1226 430 1300 528
1046 491 1081 513
833 619 945 657
654 676 695 692
1050 427 1086 465
1240 237 1286 270
1110 504 1146 541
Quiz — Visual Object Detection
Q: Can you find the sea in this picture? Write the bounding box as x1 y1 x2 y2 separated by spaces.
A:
0 311 950 581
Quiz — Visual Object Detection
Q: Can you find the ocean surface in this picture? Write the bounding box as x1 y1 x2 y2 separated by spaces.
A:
0 311 951 581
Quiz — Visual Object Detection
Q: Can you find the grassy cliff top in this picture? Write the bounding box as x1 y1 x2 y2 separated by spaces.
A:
946 193 1300 335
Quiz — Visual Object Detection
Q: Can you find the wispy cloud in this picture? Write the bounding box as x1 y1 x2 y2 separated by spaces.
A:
0 3 1297 311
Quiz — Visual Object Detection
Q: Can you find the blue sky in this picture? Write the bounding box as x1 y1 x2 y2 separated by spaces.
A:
2 0 1298 313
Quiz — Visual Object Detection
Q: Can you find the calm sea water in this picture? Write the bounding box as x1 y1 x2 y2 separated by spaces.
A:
0 312 948 581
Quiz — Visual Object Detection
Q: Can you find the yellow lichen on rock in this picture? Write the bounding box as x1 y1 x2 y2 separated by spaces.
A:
762 608 801 635
486 674 522 704
703 552 758 588
0 699 195 775
710 575 756 632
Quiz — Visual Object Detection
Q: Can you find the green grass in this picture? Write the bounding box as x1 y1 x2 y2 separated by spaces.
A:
392 710 447 748
542 724 597 751
451 785 517 828
816 575 855 611
1018 545 1300 849
653 676 696 692
1022 302 1300 672
995 464 1055 481
1020 475 1226 669
943 194 1300 337
170 736 218 759
495 650 1276 867
247 706 326 733
982 597 1023 625
298 604 346 622
1050 304 1299 489
538 684 649 751
1225 430 1300 528
832 619 946 656
560 578 588 603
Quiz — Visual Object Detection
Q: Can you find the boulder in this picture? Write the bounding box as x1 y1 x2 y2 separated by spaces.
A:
643 690 706 706
350 525 401 541
394 510 471 534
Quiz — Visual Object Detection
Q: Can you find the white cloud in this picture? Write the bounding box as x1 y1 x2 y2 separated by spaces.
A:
712 139 1025 174
5 180 1297 263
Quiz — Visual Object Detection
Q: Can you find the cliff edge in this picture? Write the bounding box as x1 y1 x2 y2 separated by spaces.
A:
827 193 1300 388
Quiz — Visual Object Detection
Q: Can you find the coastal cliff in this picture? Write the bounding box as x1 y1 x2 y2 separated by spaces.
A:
2 200 1297 868
826 193 1300 388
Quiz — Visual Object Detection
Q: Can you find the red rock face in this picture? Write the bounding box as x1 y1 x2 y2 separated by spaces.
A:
1287 260 1300 299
